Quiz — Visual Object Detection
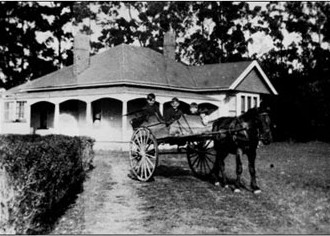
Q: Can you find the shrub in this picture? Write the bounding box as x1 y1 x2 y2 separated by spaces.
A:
78 136 95 172
0 134 95 234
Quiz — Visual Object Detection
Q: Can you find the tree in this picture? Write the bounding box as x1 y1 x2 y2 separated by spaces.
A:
93 2 253 65
180 2 251 64
0 2 97 89
93 1 194 56
256 2 330 141
0 2 57 88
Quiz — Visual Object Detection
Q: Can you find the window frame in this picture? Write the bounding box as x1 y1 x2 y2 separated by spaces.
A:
4 100 27 123
16 101 27 122
237 93 259 115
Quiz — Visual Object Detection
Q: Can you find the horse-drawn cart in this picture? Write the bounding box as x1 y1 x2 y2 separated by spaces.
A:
128 114 224 181
128 107 273 195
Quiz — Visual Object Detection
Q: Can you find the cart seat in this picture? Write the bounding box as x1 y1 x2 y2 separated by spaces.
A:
169 114 213 136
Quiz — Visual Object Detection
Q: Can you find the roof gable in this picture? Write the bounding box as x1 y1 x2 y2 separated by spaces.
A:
235 68 271 94
229 60 278 95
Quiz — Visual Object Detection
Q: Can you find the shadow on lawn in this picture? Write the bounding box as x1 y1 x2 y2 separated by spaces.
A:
154 164 192 178
34 181 84 234
155 165 256 194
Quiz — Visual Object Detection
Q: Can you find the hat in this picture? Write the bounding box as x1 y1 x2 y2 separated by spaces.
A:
171 97 179 103
190 102 198 108
147 93 156 100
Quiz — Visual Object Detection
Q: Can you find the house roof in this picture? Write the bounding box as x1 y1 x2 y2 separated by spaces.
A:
7 44 277 95
190 61 252 90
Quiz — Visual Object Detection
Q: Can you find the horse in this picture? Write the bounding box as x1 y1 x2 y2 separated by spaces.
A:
211 107 273 194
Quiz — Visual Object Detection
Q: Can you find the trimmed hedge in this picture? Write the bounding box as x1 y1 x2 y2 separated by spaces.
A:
0 134 95 234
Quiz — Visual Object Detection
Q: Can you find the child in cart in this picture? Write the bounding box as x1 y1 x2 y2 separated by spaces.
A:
164 97 183 126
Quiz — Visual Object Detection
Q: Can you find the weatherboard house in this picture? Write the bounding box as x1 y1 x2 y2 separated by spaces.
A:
0 33 277 150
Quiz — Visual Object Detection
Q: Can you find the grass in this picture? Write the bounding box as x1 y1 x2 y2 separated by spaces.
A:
51 141 330 234
257 142 330 233
136 141 330 234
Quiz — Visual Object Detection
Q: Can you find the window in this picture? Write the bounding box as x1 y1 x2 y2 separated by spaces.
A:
247 97 251 110
4 101 27 122
253 97 258 107
4 102 14 122
16 101 26 121
241 96 245 114
239 94 259 115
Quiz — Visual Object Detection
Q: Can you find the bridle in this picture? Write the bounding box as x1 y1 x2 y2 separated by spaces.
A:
257 112 272 142
228 111 271 144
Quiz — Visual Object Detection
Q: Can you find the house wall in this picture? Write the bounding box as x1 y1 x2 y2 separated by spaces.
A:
207 94 227 116
1 122 31 134
1 86 262 150
224 95 237 117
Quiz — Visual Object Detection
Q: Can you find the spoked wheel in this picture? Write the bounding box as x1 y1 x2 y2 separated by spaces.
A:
129 127 159 181
187 139 217 179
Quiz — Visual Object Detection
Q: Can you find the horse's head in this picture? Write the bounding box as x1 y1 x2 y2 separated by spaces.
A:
240 107 273 145
255 108 273 145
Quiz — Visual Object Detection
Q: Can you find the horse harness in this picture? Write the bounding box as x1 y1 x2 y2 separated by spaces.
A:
228 117 250 144
228 112 270 145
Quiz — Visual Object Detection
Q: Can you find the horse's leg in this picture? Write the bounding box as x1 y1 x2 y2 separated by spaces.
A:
212 144 227 188
212 148 221 186
219 152 228 188
234 148 243 193
247 149 261 194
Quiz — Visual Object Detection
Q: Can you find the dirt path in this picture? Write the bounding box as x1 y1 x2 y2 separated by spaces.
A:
52 151 150 234
83 152 149 234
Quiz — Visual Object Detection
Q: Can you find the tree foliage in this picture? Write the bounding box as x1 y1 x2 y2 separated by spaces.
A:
0 2 93 89
93 2 252 64
0 2 56 88
257 2 330 141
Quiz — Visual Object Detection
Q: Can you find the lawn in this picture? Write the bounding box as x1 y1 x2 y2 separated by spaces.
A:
51 141 330 234
137 141 330 234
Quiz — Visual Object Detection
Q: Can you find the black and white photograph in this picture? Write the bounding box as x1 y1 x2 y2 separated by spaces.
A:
0 1 329 234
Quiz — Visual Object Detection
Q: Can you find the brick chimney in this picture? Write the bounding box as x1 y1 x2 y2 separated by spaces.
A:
73 33 90 76
163 25 176 60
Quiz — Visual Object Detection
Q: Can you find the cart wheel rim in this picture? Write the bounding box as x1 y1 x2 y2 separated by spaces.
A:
129 127 158 181
187 139 216 178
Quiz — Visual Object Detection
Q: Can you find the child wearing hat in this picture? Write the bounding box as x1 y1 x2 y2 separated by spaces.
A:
189 102 199 115
164 97 183 126
142 93 164 122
